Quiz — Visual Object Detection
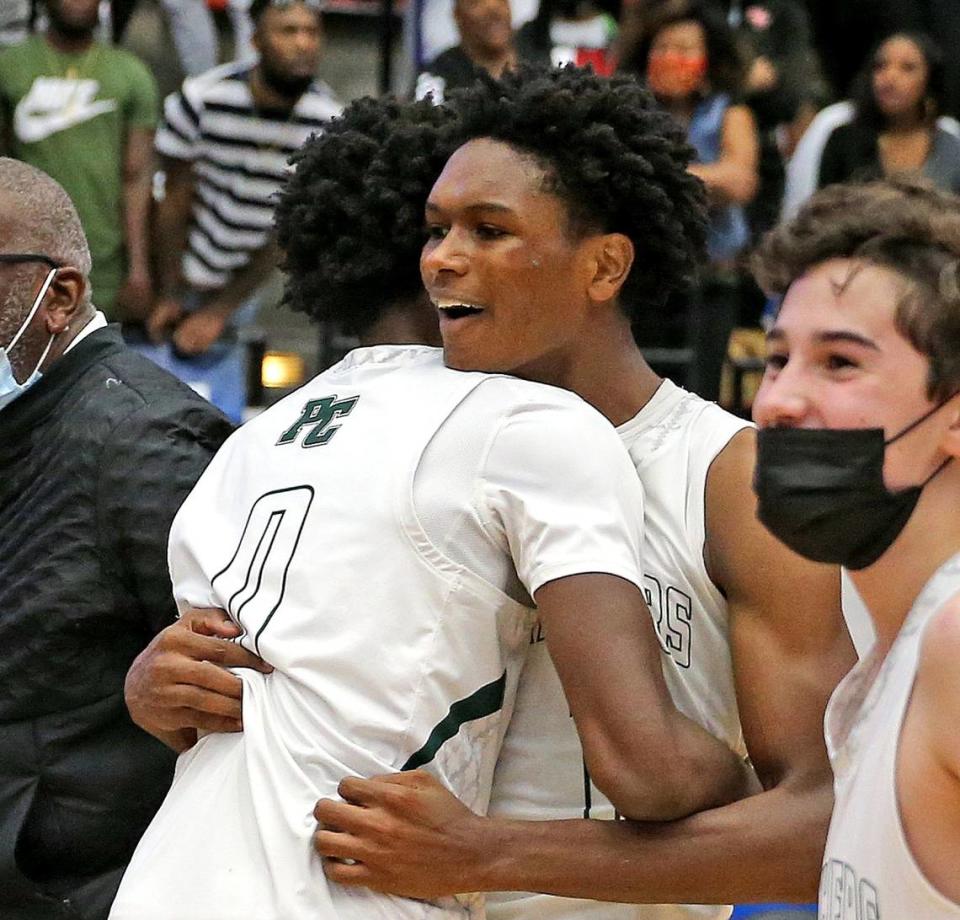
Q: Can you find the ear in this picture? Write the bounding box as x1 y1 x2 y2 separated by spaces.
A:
940 394 960 459
41 266 87 335
586 232 634 305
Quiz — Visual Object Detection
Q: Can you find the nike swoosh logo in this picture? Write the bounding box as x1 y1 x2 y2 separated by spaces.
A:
14 77 119 143
15 97 117 142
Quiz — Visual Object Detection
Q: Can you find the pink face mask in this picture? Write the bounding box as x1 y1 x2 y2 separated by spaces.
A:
646 50 708 99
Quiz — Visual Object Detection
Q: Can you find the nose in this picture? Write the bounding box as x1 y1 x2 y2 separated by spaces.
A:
421 228 469 284
752 370 810 429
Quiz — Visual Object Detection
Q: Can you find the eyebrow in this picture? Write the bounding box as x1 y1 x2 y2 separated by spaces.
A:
424 200 517 216
766 327 881 350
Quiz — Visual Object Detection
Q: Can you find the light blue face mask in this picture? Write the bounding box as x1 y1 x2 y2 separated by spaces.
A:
0 259 60 412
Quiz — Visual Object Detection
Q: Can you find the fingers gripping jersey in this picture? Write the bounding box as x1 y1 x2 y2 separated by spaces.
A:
110 345 646 920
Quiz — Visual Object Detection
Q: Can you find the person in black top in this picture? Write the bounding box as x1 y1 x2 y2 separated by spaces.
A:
414 0 519 101
818 32 960 196
0 158 235 920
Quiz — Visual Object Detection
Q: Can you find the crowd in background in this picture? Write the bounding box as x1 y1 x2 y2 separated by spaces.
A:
2 0 960 416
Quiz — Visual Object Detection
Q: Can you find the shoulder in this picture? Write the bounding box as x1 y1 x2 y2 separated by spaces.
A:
298 80 343 120
474 375 611 433
90 344 233 444
100 42 155 81
916 594 960 770
722 102 757 130
933 126 960 153
179 60 251 106
475 380 638 491
0 34 36 64
824 120 871 149
704 425 757 536
918 594 960 692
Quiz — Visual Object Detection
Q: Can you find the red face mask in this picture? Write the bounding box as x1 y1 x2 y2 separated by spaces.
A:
646 50 708 99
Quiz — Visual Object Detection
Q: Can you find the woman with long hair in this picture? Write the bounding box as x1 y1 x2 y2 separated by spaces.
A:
818 32 960 193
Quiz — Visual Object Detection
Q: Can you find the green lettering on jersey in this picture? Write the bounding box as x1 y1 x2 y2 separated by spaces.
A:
276 394 360 448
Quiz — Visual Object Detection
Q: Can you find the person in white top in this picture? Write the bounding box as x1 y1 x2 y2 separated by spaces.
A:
751 178 960 918
111 93 751 920
308 68 852 915
125 71 852 916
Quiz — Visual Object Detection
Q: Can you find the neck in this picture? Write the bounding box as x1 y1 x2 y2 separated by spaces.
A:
882 110 927 134
46 27 95 54
360 300 442 349
515 312 662 426
851 464 960 650
460 40 516 78
250 66 299 113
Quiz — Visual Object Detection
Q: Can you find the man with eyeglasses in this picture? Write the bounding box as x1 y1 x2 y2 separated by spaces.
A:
0 158 234 920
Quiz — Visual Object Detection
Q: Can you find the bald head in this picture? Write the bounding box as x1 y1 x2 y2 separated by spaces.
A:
0 158 93 285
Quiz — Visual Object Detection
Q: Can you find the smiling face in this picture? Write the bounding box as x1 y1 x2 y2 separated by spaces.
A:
872 35 929 121
753 258 951 490
421 138 610 382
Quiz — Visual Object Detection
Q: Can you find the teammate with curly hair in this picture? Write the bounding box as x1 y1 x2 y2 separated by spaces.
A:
312 66 853 919
274 94 451 344
111 87 752 920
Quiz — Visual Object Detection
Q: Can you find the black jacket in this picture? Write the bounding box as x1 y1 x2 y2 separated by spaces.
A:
0 326 233 919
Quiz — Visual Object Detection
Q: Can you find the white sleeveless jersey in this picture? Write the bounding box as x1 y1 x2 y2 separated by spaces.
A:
110 345 647 920
488 380 750 920
820 553 960 920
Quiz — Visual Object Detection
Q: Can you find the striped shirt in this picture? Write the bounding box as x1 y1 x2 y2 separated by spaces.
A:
156 60 341 290
0 1 29 47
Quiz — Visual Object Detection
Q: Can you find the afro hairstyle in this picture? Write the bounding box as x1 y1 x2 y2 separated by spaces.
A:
274 95 455 336
442 65 708 321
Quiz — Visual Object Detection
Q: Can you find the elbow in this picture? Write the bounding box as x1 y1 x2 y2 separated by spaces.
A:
725 170 759 205
584 738 708 822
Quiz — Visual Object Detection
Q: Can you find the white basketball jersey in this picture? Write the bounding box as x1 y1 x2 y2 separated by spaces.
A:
110 345 647 920
820 554 960 920
487 380 750 920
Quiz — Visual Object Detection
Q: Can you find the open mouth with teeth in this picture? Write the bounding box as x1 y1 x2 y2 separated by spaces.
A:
434 299 486 321
441 305 484 319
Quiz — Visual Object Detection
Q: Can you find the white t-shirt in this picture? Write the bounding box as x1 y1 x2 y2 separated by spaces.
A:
110 345 647 920
487 380 750 920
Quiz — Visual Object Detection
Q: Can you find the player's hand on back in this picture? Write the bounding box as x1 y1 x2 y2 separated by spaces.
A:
124 607 273 752
314 771 484 899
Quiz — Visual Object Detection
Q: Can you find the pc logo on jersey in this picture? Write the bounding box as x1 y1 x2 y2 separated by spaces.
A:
277 394 359 447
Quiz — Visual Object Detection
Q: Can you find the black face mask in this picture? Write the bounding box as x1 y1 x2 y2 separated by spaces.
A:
753 403 953 570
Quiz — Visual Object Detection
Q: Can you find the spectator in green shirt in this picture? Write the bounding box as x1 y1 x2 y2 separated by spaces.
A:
0 0 158 322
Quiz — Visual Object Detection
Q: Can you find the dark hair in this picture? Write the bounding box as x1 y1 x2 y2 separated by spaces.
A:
621 0 745 97
444 65 707 319
753 179 960 401
249 0 323 25
274 96 455 335
852 31 945 131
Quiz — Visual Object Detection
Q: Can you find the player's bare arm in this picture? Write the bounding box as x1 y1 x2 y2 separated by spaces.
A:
124 606 273 752
535 572 752 820
896 598 960 904
315 429 854 904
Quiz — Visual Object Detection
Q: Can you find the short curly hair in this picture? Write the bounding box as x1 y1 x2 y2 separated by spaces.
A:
274 96 455 336
754 179 960 401
444 65 707 320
